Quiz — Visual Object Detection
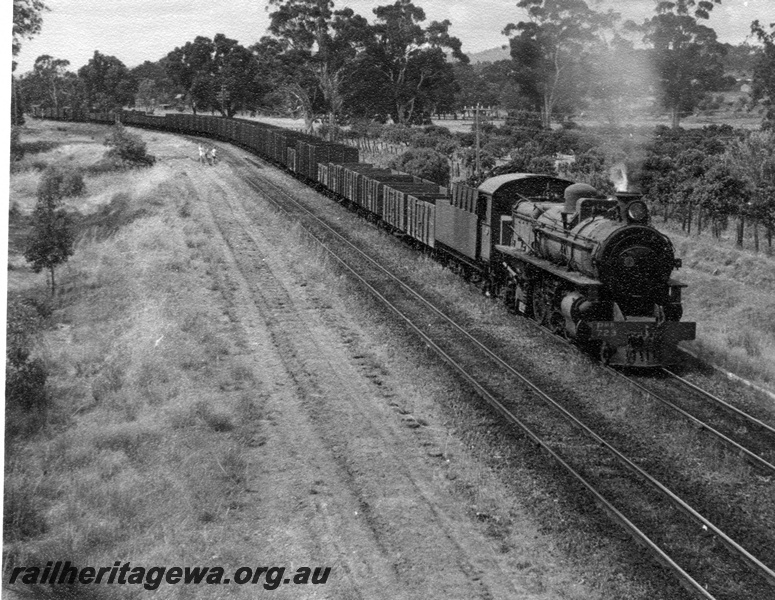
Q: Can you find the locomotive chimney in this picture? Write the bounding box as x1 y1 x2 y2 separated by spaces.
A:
614 189 643 202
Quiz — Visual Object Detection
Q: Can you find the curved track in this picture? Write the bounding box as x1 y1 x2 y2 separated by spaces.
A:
211 138 775 600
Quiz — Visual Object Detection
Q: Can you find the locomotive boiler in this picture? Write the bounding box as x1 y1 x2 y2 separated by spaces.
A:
496 181 696 366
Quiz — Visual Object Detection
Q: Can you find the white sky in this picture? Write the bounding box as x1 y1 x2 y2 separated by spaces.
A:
11 0 773 75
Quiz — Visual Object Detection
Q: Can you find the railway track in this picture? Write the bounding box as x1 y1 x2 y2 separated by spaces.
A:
211 139 775 600
611 368 775 477
506 287 775 479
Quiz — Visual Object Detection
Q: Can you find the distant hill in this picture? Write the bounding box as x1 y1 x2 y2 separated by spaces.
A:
467 45 511 64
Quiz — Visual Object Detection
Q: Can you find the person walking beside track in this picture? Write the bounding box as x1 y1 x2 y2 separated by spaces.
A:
208 146 218 165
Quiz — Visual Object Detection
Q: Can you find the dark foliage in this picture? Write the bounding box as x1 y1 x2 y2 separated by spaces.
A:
24 167 78 294
11 126 24 161
5 298 50 435
390 147 450 186
104 123 156 167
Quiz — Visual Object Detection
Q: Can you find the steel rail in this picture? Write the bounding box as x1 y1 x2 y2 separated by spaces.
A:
226 146 775 592
608 368 775 477
663 368 775 437
508 302 775 478
227 152 719 600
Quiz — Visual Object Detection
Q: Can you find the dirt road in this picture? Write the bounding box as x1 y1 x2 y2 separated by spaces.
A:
176 138 598 600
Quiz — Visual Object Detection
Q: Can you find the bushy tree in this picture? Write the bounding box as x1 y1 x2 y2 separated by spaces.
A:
751 20 775 129
503 0 614 127
12 0 48 59
78 51 136 111
12 0 47 123
6 299 49 428
11 126 24 161
212 34 265 117
637 0 726 128
104 123 156 167
348 0 468 125
135 78 158 112
690 160 750 239
451 63 500 112
727 130 775 249
166 34 265 117
20 54 77 111
390 147 449 186
24 167 77 294
131 60 175 109
266 0 370 131
559 148 614 193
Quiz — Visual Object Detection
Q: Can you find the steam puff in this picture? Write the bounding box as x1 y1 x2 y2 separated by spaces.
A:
609 162 629 193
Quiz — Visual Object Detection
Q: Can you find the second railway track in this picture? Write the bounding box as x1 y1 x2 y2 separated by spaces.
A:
210 139 775 600
616 368 775 476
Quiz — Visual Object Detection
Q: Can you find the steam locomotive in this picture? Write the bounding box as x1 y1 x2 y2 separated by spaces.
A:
493 179 695 366
31 107 695 366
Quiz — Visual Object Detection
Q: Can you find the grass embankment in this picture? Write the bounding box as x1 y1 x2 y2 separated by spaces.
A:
665 225 775 388
6 122 264 598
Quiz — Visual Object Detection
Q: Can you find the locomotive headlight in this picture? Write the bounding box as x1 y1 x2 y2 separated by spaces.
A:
626 201 648 222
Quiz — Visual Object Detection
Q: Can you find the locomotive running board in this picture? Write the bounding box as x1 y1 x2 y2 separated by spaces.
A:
495 245 602 288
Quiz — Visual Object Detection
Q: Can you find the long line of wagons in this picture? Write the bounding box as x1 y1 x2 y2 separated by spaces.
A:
32 107 696 367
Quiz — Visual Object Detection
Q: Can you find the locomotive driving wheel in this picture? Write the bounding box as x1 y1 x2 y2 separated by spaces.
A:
531 280 551 325
549 311 566 337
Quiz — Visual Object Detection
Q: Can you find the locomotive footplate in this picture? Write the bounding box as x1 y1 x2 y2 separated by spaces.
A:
584 321 696 366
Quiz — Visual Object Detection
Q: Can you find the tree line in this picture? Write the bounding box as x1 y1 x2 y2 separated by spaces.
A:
11 0 775 253
13 0 775 130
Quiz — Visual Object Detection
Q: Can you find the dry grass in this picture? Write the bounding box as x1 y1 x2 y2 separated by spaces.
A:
5 126 266 599
666 228 775 387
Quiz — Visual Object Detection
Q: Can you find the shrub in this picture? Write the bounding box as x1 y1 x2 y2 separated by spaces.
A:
104 123 156 167
19 140 60 155
390 147 450 186
409 129 459 157
349 119 384 139
61 169 86 197
5 299 50 427
79 192 143 240
317 123 344 141
10 126 24 161
37 165 86 200
381 124 414 145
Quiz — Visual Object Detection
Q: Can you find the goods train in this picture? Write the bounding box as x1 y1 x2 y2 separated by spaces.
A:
31 107 696 366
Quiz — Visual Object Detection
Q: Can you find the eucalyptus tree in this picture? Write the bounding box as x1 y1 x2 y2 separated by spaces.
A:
637 0 726 128
13 0 48 123
165 36 216 113
78 51 136 111
267 0 370 132
12 0 48 60
21 55 76 111
166 35 262 117
352 0 468 124
503 0 614 128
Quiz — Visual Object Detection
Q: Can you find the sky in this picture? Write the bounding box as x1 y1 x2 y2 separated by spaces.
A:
11 0 774 75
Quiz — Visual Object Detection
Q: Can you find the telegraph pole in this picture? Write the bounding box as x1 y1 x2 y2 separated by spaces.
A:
475 103 481 181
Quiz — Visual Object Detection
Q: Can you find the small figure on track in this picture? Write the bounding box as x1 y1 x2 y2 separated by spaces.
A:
198 144 207 165
207 146 218 166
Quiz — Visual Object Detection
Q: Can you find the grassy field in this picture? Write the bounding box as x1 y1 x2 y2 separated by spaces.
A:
7 117 773 600
662 223 775 388
6 121 268 597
